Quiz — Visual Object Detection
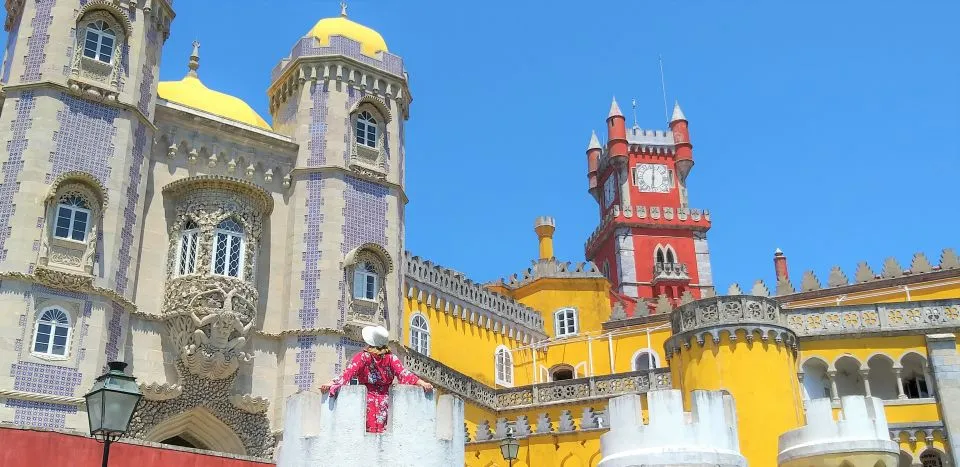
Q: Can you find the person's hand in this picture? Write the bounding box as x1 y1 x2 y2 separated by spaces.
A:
418 381 434 393
319 383 331 393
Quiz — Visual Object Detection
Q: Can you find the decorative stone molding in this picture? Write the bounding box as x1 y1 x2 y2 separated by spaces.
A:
277 387 464 467
0 268 136 311
665 295 798 357
139 382 184 402
599 389 746 467
0 388 85 407
585 204 710 256
403 351 671 411
229 394 270 414
778 396 899 467
39 174 107 275
344 246 391 330
785 298 960 339
490 258 606 291
404 252 546 340
889 422 946 444
69 8 128 99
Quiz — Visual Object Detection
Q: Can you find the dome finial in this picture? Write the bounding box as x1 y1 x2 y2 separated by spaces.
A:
187 40 200 78
340 1 348 17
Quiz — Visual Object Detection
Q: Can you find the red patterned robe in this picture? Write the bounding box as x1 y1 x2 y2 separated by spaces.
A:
328 350 421 433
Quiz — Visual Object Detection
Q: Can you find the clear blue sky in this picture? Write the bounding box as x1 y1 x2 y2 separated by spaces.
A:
92 2 960 289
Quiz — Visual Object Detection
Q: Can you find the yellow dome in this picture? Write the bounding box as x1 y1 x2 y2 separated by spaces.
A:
307 16 388 57
158 75 271 130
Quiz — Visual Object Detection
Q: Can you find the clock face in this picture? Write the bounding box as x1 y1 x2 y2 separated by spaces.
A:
603 176 617 207
635 164 671 193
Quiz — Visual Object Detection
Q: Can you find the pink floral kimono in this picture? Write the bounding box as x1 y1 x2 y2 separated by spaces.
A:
327 350 421 433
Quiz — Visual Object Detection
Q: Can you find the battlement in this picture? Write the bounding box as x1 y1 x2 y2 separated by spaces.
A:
778 396 899 467
627 127 676 147
403 251 547 339
277 386 465 467
585 204 710 254
598 389 746 467
489 258 606 290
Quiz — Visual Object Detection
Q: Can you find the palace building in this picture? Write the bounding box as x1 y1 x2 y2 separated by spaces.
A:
0 2 956 466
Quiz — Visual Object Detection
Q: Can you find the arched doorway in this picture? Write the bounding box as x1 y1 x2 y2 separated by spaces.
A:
145 407 246 455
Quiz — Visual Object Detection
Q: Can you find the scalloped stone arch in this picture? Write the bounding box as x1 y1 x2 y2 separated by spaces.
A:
799 355 830 370
76 1 134 36
144 407 246 455
865 351 897 368
833 353 865 370
46 171 108 209
344 242 394 274
350 95 392 124
897 350 928 366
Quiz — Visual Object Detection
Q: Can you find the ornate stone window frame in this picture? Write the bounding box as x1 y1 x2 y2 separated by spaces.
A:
39 172 107 275
210 217 247 279
162 176 273 284
26 297 83 365
348 96 391 175
175 219 201 276
69 4 132 101
30 306 74 361
343 243 394 327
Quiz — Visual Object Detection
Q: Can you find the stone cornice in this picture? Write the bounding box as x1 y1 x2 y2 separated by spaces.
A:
601 312 670 331
290 166 408 204
0 268 137 311
664 295 799 357
162 175 275 216
156 101 297 148
3 82 157 131
784 298 960 340
778 267 960 305
0 388 84 406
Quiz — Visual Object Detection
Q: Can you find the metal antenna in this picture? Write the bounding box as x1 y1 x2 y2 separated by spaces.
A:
658 54 669 125
631 98 638 127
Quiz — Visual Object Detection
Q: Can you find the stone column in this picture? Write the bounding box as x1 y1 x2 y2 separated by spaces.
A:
827 370 840 403
925 334 960 466
894 367 907 399
860 369 873 397
798 373 809 401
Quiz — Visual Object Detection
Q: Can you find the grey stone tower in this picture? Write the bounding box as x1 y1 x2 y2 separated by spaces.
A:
0 0 172 430
266 10 410 399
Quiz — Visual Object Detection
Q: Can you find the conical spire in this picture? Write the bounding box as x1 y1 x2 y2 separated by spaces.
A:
587 131 602 151
186 40 200 78
670 100 686 122
608 97 623 119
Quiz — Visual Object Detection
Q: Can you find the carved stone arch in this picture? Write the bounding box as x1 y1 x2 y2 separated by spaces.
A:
76 1 134 36
71 4 129 91
344 242 394 274
833 353 864 371
350 94 392 124
897 350 927 367
144 407 246 455
799 355 830 371
46 171 108 209
866 352 897 367
40 172 107 274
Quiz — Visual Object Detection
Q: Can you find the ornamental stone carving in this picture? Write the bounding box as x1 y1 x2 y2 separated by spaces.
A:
344 247 391 330
665 295 798 357
39 174 107 275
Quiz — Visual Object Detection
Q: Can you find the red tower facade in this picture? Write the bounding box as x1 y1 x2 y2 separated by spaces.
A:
584 99 714 315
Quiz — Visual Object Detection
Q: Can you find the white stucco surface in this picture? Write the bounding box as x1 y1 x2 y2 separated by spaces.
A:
276 385 465 467
778 395 899 467
598 389 747 467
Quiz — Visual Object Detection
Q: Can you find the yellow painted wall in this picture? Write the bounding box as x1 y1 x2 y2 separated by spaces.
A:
672 331 804 467
510 278 612 339
897 431 950 462
783 276 960 309
466 433 602 467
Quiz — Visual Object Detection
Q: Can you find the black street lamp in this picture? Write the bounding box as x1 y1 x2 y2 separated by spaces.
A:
499 430 520 467
84 361 143 467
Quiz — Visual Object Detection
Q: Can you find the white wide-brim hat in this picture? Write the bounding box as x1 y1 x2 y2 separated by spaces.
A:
361 325 390 347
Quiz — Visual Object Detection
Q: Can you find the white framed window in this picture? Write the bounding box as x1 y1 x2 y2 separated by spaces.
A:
921 451 944 467
33 308 71 358
54 195 91 242
83 20 116 63
177 220 200 276
410 313 430 356
353 262 378 301
554 308 578 338
495 345 513 387
212 218 244 278
355 111 378 148
631 349 660 371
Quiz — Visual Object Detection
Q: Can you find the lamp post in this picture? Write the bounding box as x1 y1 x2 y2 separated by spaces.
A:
84 361 143 467
499 429 520 467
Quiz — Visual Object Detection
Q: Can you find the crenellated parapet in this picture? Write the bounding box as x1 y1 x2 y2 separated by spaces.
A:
778 396 899 467
585 204 710 255
277 386 465 467
404 252 547 341
598 389 746 466
489 259 605 290
664 295 798 357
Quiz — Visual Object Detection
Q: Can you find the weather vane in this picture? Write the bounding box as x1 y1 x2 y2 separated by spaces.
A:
631 98 638 127
340 1 348 17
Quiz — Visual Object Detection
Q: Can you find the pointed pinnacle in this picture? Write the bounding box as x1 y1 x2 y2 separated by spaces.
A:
774 247 784 256
670 100 686 122
587 131 602 151
608 97 623 119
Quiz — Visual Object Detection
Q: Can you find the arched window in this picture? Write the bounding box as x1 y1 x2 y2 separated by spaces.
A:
495 346 513 387
550 364 575 381
54 194 91 242
554 308 578 338
410 314 430 356
666 248 675 263
920 450 944 467
355 111 378 148
33 308 71 357
632 349 660 371
177 220 200 276
655 248 665 264
901 353 931 399
83 20 116 63
212 218 244 278
353 262 378 301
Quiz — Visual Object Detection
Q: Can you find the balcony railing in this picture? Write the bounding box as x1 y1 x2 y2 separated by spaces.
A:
653 262 690 282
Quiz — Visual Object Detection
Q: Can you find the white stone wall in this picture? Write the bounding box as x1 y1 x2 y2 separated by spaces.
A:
599 389 746 467
277 386 464 467
778 395 899 467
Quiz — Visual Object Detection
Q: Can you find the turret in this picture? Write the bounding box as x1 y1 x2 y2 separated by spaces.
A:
670 101 693 182
774 248 790 282
606 98 628 159
534 216 557 260
586 131 602 198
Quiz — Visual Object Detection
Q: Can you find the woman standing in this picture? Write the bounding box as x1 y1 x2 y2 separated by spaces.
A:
319 325 434 433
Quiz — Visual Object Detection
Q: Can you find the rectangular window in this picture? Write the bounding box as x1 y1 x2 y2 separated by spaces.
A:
98 36 113 62
34 323 51 353
55 207 72 238
71 210 88 241
52 326 68 355
365 275 376 299
83 33 99 59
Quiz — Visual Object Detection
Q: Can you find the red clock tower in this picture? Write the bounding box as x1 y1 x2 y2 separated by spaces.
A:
584 98 714 315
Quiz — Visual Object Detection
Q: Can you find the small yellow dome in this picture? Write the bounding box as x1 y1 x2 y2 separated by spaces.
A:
307 15 388 57
158 75 270 130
